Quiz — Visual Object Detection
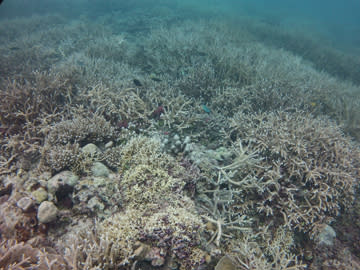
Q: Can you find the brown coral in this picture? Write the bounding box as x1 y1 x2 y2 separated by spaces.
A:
0 239 70 270
0 70 77 175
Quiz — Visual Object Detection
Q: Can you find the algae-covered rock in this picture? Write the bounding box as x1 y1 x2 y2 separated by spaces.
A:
16 197 34 212
91 162 109 177
315 224 336 247
87 196 105 212
72 174 122 217
37 201 58 223
215 256 236 270
187 144 232 174
48 171 79 192
81 143 100 156
32 187 48 203
47 170 79 202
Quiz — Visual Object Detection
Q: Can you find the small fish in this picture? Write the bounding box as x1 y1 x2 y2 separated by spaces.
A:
150 77 162 82
202 104 211 114
133 79 142 87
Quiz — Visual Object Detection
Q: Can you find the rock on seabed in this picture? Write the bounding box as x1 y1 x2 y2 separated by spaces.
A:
37 201 58 223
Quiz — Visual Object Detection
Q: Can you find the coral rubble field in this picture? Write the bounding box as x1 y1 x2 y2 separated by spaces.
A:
1 2 360 269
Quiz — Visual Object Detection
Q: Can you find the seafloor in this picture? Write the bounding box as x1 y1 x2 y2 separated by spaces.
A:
1 2 360 270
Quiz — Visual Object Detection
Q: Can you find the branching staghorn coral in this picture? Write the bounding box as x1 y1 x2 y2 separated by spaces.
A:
242 16 360 85
83 85 153 126
45 113 117 147
62 226 123 269
40 113 120 174
223 227 306 270
197 140 261 247
76 81 198 134
228 110 360 232
0 70 76 174
158 88 199 131
0 239 70 270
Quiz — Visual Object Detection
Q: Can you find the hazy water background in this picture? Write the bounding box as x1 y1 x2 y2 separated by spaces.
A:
1 0 360 52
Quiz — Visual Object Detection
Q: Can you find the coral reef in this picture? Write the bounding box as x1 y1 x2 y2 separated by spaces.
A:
1 5 360 270
222 227 306 270
45 114 117 147
41 113 119 174
0 239 70 270
0 71 77 174
117 136 187 204
60 136 206 269
97 202 204 269
44 143 81 173
228 111 360 232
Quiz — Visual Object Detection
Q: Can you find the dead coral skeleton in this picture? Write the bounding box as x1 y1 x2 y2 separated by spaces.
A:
198 140 269 247
199 155 258 247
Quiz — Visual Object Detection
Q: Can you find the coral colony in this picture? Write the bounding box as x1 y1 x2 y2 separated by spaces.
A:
1 2 360 270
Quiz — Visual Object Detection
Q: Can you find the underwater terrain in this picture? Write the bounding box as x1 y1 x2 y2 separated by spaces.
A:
0 0 360 269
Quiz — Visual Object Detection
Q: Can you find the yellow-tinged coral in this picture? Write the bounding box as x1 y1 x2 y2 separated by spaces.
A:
118 135 187 205
118 135 173 171
90 135 206 268
97 207 143 265
98 198 204 268
121 164 182 204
